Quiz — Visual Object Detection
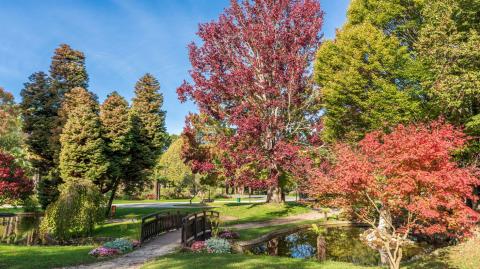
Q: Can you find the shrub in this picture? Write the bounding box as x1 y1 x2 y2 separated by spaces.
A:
0 152 34 206
205 237 231 254
103 238 134 253
40 180 105 240
89 246 120 257
218 230 240 239
190 240 206 252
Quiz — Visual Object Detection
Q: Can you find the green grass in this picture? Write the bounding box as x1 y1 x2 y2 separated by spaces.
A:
113 197 237 204
113 207 204 219
94 221 141 240
404 233 480 269
0 207 24 214
234 219 322 241
212 202 312 225
0 244 97 269
142 252 378 269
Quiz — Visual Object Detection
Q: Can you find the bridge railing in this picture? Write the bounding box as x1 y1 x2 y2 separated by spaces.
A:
140 211 184 243
181 211 220 247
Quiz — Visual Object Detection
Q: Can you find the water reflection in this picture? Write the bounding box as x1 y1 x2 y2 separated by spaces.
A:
0 213 42 245
249 226 429 266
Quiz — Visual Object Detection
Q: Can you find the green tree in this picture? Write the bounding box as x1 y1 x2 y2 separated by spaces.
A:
26 44 90 208
347 0 425 48
40 180 105 240
59 87 108 185
100 91 132 214
20 72 55 170
417 0 480 127
154 137 194 198
315 22 422 142
126 74 167 196
0 87 24 157
131 74 167 155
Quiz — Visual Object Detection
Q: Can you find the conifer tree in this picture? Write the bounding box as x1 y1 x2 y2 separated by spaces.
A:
37 44 89 208
59 87 108 185
127 74 167 195
50 44 89 163
20 72 55 170
100 91 132 214
131 74 167 156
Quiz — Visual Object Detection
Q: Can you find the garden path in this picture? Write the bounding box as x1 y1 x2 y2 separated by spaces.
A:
63 230 181 269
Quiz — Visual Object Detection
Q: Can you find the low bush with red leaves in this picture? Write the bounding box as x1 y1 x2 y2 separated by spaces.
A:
0 152 33 205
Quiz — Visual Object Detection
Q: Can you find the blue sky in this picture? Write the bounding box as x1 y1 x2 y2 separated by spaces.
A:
0 0 350 134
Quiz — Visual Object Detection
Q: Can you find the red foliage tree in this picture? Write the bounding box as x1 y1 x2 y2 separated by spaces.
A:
0 152 34 205
178 0 324 202
307 120 479 269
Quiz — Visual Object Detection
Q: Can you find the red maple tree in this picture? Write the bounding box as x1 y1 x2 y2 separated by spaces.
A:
0 152 34 205
307 120 479 269
178 0 324 202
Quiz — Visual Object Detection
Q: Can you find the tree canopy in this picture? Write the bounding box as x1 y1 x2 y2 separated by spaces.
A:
178 0 324 202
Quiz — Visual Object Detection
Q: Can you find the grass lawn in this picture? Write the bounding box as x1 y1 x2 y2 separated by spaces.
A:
212 202 312 225
113 207 204 219
94 220 141 240
0 207 24 214
404 233 480 269
234 219 322 241
142 252 378 269
0 244 97 269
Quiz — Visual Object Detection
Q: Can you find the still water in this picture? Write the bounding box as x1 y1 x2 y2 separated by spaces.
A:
0 213 42 245
248 226 434 266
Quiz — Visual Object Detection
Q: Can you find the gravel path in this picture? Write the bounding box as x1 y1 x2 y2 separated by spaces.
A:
63 230 181 269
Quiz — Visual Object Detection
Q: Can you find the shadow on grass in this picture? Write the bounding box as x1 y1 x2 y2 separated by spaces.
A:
144 252 375 269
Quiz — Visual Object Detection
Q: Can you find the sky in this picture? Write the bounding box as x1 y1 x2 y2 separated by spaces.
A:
0 0 350 134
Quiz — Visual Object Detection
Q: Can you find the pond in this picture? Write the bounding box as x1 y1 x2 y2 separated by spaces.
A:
246 225 436 266
0 213 43 245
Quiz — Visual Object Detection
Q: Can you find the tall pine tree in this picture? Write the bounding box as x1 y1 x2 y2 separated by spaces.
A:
59 87 108 185
126 74 167 196
100 91 132 214
20 72 55 170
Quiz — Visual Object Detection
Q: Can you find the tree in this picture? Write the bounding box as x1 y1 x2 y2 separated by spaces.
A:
346 0 424 48
131 74 167 156
20 72 55 171
315 22 422 142
177 0 324 203
59 87 108 185
50 43 89 168
0 152 34 206
154 137 194 198
307 120 479 269
100 91 132 215
40 180 105 240
50 44 89 98
0 88 24 158
128 74 167 196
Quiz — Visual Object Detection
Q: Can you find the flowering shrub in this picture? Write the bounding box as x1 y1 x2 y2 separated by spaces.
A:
89 238 138 257
190 240 206 252
205 238 231 254
103 238 134 253
89 246 120 257
218 230 240 239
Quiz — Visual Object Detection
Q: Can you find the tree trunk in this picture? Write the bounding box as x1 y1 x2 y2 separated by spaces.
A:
154 180 160 200
378 210 391 266
267 185 284 203
105 179 119 217
316 235 326 261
